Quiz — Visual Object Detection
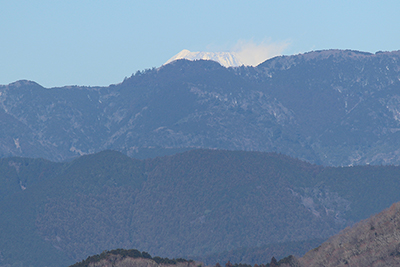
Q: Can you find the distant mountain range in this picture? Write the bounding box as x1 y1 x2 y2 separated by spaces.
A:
1 49 400 165
3 149 400 266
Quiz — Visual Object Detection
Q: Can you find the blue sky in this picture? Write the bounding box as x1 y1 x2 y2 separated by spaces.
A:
1 0 399 88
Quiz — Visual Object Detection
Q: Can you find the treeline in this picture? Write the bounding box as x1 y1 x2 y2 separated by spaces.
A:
69 248 193 267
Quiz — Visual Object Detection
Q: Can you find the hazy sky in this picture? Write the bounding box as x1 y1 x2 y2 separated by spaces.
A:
1 0 399 88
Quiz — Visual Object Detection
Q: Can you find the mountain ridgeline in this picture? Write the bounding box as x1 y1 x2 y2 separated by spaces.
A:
2 149 400 266
1 50 400 165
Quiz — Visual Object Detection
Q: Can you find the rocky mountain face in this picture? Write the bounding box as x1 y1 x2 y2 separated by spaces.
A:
296 201 400 267
1 49 400 166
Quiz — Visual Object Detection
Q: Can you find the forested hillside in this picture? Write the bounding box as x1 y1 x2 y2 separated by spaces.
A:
2 149 400 266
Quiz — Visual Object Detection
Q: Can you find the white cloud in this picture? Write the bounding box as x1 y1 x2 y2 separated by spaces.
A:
231 39 290 66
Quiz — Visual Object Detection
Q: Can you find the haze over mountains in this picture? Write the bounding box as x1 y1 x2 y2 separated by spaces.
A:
1 49 400 166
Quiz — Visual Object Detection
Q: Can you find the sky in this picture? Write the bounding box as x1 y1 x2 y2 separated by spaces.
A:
1 0 400 88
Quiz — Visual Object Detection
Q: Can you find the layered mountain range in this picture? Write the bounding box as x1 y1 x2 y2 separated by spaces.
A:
1 49 400 166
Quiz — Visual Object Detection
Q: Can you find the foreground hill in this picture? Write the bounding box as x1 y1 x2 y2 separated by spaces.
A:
70 249 202 267
2 149 400 266
296 201 400 266
1 50 400 165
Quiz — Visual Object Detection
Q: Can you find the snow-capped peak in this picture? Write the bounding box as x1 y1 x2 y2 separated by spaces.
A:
164 49 246 67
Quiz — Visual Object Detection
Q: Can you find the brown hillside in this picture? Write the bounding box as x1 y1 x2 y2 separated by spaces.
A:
298 202 400 267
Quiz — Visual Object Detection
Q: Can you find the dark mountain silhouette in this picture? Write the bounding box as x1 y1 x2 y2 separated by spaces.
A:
2 149 400 266
1 50 400 165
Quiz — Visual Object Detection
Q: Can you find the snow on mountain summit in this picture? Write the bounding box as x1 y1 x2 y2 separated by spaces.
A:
164 49 246 67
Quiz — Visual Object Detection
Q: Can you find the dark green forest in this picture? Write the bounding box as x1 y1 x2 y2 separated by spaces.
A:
1 149 400 266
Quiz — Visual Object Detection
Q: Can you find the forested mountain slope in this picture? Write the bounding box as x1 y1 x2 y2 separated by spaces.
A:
2 149 400 266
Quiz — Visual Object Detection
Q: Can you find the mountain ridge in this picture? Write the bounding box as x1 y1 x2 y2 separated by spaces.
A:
1 49 400 165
